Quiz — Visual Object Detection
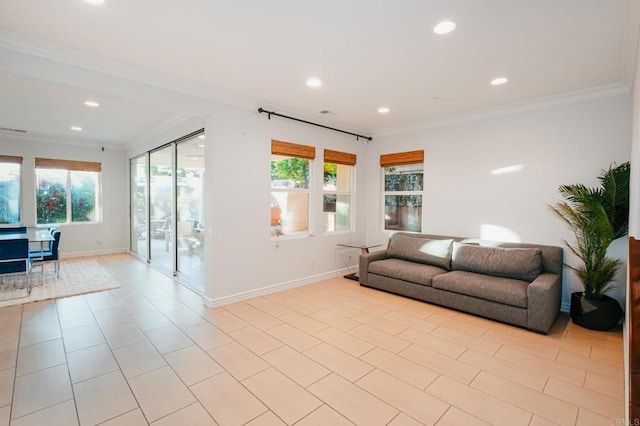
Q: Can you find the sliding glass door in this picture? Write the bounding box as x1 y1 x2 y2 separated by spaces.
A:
130 155 148 259
149 146 174 277
129 130 205 292
176 137 205 288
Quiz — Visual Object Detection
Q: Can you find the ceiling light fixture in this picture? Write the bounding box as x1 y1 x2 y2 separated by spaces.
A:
306 78 322 88
84 0 105 4
490 77 509 86
70 126 83 132
84 101 100 108
434 20 456 35
378 107 390 114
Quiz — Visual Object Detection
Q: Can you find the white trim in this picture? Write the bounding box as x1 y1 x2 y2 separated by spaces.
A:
203 266 357 308
0 29 249 109
0 128 125 150
373 83 631 138
126 114 194 151
61 248 128 258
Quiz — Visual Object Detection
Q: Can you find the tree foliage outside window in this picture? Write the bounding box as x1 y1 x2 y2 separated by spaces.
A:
384 164 423 232
36 169 67 224
271 157 309 188
271 156 310 236
0 163 21 224
36 168 99 224
71 171 97 222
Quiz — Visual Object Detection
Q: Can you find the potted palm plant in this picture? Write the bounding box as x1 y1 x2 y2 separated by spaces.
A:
550 162 629 330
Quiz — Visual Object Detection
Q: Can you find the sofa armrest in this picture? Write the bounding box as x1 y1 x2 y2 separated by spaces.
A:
527 272 562 333
359 250 388 286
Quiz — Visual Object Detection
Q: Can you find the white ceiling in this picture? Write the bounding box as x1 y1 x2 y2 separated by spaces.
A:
0 0 636 147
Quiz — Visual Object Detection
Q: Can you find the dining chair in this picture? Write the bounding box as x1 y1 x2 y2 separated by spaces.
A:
31 230 61 279
0 238 32 294
0 226 27 234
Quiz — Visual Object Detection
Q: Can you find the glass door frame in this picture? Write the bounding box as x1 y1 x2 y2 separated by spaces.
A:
149 143 177 276
130 153 149 261
129 129 205 291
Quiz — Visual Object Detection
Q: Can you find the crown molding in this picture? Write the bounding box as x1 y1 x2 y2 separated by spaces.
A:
0 129 125 150
126 113 198 152
0 29 255 111
372 83 631 139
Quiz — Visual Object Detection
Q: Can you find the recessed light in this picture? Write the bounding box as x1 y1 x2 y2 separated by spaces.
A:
198 135 205 139
84 101 100 108
306 78 322 88
434 20 456 35
197 144 205 148
70 126 83 132
377 107 390 114
84 0 104 4
490 77 509 86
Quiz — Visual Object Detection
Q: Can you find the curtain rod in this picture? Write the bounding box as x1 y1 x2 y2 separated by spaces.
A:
258 108 372 142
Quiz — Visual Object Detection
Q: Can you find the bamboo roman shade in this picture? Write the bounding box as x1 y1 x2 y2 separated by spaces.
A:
380 150 424 167
35 157 102 172
324 149 356 166
271 140 316 159
0 155 23 164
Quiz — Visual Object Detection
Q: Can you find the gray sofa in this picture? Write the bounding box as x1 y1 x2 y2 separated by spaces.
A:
359 233 563 334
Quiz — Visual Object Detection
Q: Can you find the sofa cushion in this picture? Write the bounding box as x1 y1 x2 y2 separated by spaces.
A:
432 271 529 308
368 258 446 286
452 243 542 282
387 234 454 270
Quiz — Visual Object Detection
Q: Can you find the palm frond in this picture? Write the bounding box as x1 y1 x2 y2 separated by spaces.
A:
549 163 628 300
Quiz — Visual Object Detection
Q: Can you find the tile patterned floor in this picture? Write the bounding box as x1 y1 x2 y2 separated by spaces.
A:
0 254 625 425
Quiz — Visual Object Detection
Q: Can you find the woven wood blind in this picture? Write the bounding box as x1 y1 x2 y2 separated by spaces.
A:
271 140 316 159
324 149 356 166
0 155 23 164
35 157 102 172
380 150 424 167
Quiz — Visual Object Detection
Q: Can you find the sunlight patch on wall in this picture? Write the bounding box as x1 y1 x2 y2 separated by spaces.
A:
490 164 524 176
480 224 521 242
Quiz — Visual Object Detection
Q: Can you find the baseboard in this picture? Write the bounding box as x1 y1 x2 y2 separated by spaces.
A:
203 266 357 308
61 248 129 258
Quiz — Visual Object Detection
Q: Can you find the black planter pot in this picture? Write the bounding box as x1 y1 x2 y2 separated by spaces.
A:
570 292 624 331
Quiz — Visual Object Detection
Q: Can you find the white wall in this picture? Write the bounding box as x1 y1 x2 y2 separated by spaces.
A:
366 94 632 310
203 103 368 305
0 136 128 256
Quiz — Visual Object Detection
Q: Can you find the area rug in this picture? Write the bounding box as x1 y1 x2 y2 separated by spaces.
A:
0 257 120 308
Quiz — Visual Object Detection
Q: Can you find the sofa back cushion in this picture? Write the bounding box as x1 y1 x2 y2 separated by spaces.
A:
387 233 453 270
452 242 542 282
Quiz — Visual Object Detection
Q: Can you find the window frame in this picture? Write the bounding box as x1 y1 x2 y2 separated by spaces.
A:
34 158 102 226
322 149 356 234
0 155 23 225
380 150 424 233
270 140 315 239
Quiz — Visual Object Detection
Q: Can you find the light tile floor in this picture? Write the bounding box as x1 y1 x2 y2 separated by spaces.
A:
0 254 625 425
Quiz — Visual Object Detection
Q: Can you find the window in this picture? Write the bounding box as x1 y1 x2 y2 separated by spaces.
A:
381 150 424 232
271 140 315 236
0 155 22 224
35 158 101 225
323 149 356 233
